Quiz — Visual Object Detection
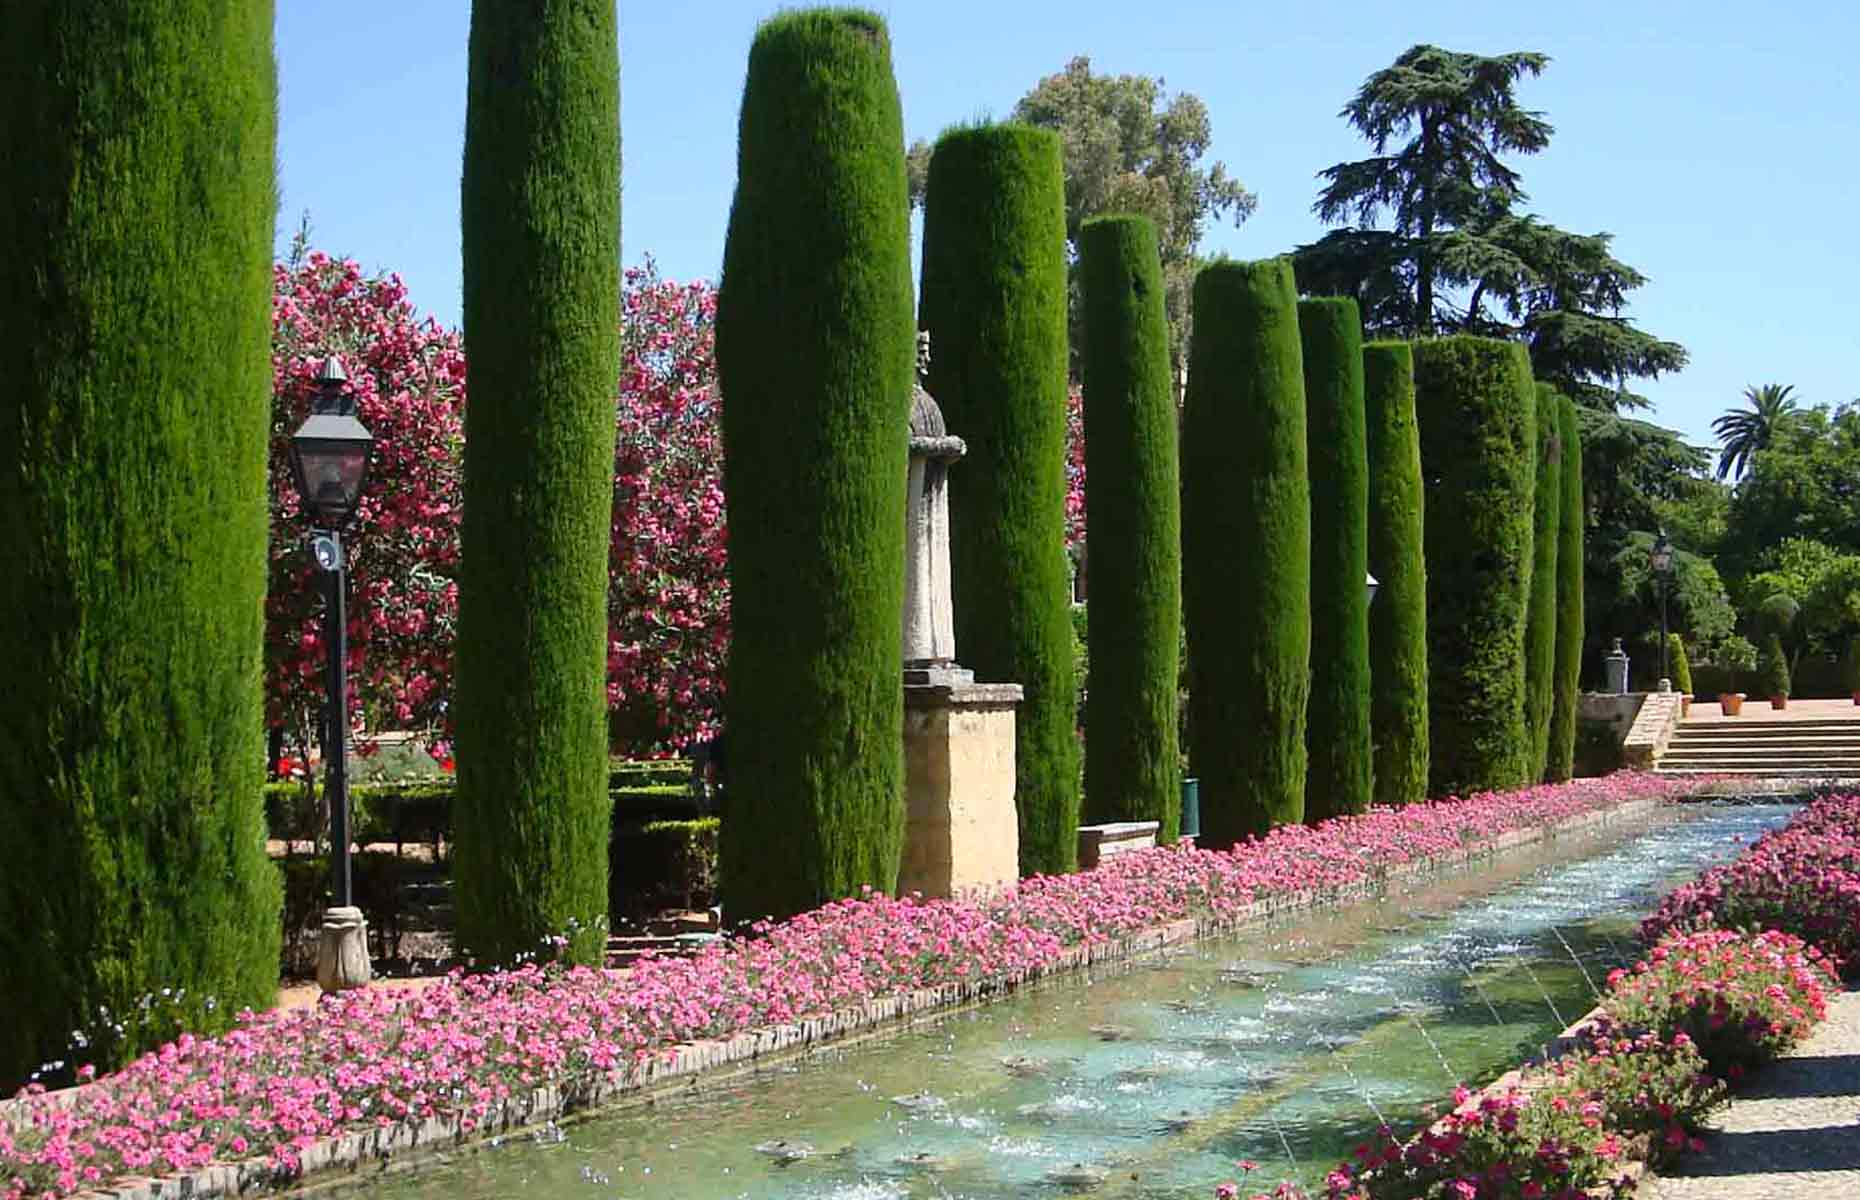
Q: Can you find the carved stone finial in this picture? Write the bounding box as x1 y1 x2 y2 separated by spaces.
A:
916 330 932 380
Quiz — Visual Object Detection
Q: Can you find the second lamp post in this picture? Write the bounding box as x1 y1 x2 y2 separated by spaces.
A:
289 355 376 993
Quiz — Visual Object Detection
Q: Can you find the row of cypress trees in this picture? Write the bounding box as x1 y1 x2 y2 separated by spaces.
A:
1 0 283 1086
0 0 633 1081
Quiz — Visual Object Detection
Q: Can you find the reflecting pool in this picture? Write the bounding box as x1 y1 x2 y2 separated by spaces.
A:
369 802 1793 1200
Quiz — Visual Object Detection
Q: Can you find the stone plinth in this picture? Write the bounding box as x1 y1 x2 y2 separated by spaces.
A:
899 681 1022 900
1077 821 1161 869
316 906 372 993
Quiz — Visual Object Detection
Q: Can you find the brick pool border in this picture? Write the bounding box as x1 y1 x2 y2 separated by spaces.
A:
46 796 1679 1200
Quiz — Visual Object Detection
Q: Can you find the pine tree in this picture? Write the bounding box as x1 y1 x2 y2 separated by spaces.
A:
1301 297 1371 822
1414 337 1537 796
715 9 913 923
1546 393 1585 781
1182 258 1309 843
454 0 621 963
0 0 280 1085
1364 341 1429 805
920 122 1079 874
1079 215 1181 838
1523 383 1564 778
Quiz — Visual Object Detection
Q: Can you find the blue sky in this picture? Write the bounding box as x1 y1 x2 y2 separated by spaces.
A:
277 1 1857 449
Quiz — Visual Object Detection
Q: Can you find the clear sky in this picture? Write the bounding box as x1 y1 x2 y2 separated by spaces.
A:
276 0 1857 449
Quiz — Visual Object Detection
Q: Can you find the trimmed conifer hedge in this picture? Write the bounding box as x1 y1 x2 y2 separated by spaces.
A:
1668 633 1693 696
920 122 1079 874
454 0 621 964
715 9 913 923
1364 341 1428 806
0 0 280 1086
1182 258 1309 844
1547 393 1585 781
1300 298 1371 823
1414 338 1538 797
1524 383 1564 780
1078 215 1182 839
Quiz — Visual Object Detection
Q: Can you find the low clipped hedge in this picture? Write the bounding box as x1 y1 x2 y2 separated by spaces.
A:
265 761 697 850
609 817 720 917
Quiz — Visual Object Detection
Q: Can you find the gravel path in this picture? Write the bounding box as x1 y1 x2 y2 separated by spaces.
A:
1644 987 1860 1199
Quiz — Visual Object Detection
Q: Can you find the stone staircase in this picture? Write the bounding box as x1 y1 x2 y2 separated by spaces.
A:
1656 715 1860 778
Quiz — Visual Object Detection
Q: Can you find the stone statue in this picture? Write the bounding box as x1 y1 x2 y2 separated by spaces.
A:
903 334 970 685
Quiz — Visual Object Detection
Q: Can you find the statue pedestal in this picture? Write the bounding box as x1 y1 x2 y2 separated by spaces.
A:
900 681 1022 900
316 906 372 993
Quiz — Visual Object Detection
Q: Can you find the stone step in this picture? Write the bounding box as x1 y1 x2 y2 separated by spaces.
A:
1659 762 1860 773
1655 767 1860 778
1662 740 1860 751
1673 720 1860 731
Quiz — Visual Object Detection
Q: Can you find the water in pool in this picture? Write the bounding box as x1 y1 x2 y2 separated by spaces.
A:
367 802 1793 1200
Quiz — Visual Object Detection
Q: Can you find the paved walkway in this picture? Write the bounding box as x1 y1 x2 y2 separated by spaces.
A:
1644 986 1860 1199
1681 696 1860 724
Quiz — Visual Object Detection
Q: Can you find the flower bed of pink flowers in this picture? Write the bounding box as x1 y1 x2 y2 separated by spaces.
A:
1639 791 1860 973
0 773 1692 1199
1210 801 1850 1200
1215 926 1838 1200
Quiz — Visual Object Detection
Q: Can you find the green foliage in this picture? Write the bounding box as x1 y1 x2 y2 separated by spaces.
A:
1364 341 1429 805
1523 384 1563 779
0 0 280 1087
1078 215 1182 838
1759 632 1791 698
1842 636 1860 693
612 818 719 915
1181 258 1308 842
454 0 621 964
715 8 912 923
920 122 1079 875
1547 394 1585 781
1299 298 1371 822
1667 633 1693 695
1713 383 1799 482
1596 533 1736 670
1414 337 1537 796
1719 404 1860 583
1717 634 1758 690
1293 45 1684 409
911 58 1256 375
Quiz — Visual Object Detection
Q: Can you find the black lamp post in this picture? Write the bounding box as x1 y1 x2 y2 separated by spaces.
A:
289 355 374 990
1650 529 1675 689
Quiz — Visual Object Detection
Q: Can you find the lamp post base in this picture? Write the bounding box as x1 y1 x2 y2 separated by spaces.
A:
316 906 372 994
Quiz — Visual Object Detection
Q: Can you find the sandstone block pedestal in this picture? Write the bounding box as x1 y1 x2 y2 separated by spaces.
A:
316 905 372 993
899 681 1022 900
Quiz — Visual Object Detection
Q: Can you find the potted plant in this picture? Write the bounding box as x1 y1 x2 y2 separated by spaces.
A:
1718 635 1756 716
1667 632 1694 716
1758 632 1791 710
1844 635 1860 705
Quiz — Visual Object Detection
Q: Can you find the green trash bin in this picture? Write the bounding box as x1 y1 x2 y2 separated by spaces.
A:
1180 776 1200 840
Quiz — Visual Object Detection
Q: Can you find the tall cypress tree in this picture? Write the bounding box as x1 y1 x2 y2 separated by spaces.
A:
1079 215 1181 839
920 122 1079 875
1547 393 1585 781
1364 341 1429 806
1523 382 1564 778
1300 298 1371 823
1182 258 1310 844
454 0 621 964
716 9 913 923
1414 337 1537 797
0 0 280 1085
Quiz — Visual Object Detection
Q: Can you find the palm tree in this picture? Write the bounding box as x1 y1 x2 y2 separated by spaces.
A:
1713 383 1797 481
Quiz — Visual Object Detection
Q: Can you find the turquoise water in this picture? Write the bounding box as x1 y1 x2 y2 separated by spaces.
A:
367 803 1793 1200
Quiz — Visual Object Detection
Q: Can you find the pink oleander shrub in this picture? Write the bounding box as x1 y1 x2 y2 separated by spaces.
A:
0 774 1690 1199
1639 792 1860 973
1602 928 1836 1079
